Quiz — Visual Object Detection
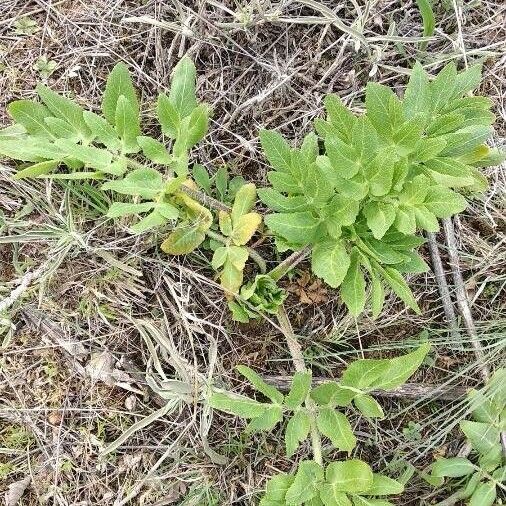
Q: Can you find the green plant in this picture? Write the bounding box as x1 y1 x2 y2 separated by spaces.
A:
210 344 430 504
429 369 505 506
13 17 40 36
258 62 503 317
34 56 58 79
1 58 503 506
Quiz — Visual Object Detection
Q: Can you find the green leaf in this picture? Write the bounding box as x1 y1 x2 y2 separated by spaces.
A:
341 359 390 390
427 112 466 136
316 407 356 453
396 252 430 274
469 482 496 506
54 139 112 170
365 83 400 138
319 486 352 506
209 391 270 418
393 116 425 154
363 201 396 240
7 100 53 138
157 92 180 138
324 138 360 179
0 137 61 162
398 174 429 206
354 394 384 419
285 460 324 505
325 460 373 494
351 116 378 164
0 124 26 139
36 84 90 139
212 246 228 270
83 111 121 151
285 371 312 410
365 148 396 196
431 457 475 478
102 167 162 198
218 211 233 236
340 250 366 317
373 343 430 390
285 409 311 457
236 365 284 404
430 62 457 114
261 473 294 503
364 474 404 496
303 159 334 207
351 498 393 506
106 201 156 218
214 166 229 200
260 129 293 173
310 382 356 407
370 273 385 320
231 212 262 246
468 390 501 424
102 62 139 126
161 225 205 255
226 246 249 271
13 160 59 179
192 163 211 193
258 188 309 213
324 94 356 142
115 95 141 153
459 420 501 456
130 210 167 233
414 206 439 232
265 212 320 245
324 195 360 237
42 117 77 140
231 183 257 223
440 125 492 157
452 65 482 98
103 158 128 176
186 104 209 147
381 267 421 313
246 405 283 433
156 202 179 220
424 158 474 187
394 207 416 235
311 239 350 288
137 136 171 164
414 137 447 162
169 56 197 119
267 171 299 194
423 186 467 217
403 62 430 121
300 132 319 163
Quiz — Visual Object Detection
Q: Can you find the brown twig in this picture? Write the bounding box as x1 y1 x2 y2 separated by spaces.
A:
262 376 468 401
441 218 490 382
426 232 460 341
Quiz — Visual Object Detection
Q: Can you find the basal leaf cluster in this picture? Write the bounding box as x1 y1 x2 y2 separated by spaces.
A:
259 62 502 316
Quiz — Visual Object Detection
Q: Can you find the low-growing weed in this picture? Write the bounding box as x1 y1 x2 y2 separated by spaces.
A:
0 56 503 505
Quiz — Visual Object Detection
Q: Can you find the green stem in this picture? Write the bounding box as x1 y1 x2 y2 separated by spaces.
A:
277 305 323 465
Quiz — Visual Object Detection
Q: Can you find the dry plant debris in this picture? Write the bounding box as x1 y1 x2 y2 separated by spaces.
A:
0 0 505 505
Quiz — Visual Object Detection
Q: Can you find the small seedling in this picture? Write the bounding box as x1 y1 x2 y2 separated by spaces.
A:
13 17 40 36
34 56 58 79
